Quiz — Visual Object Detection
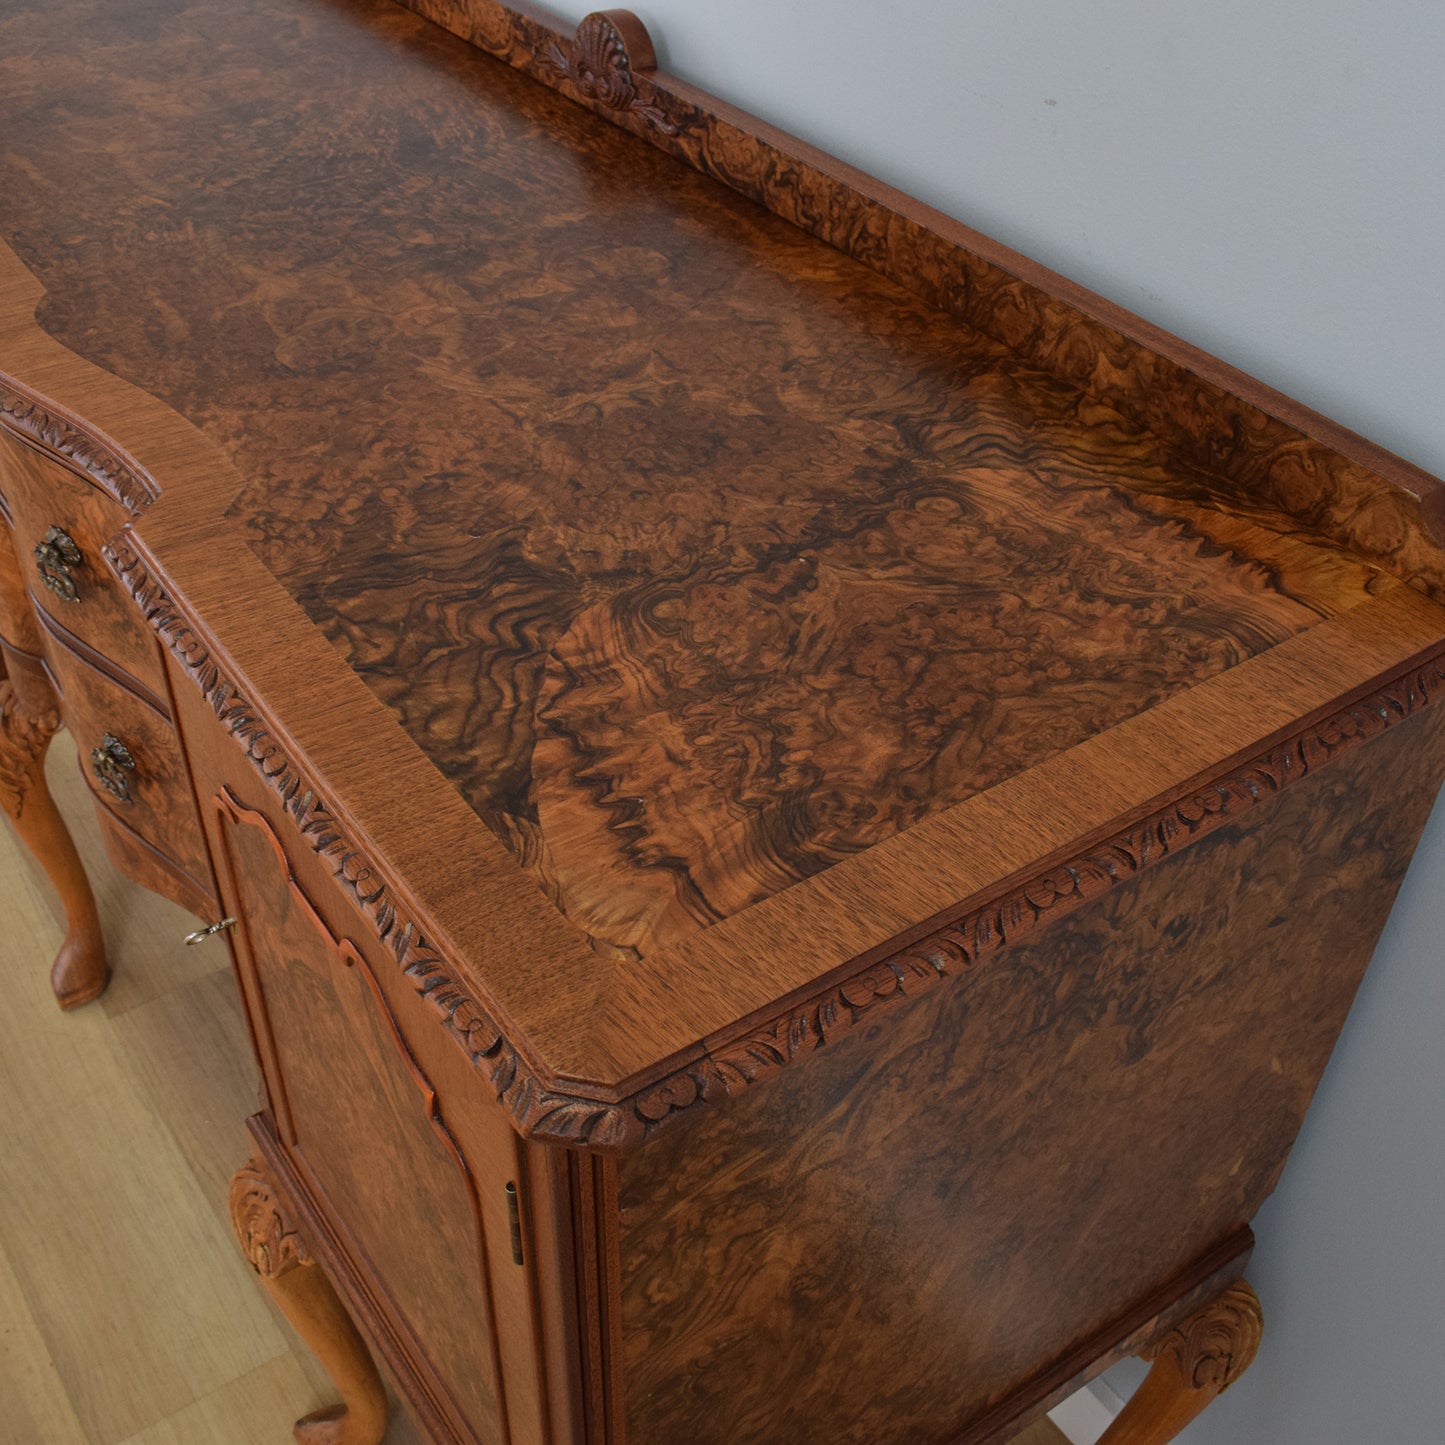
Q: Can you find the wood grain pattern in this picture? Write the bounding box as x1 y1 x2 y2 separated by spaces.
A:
41 620 212 889
0 370 158 515
622 645 1445 1138
118 522 1445 1151
3 5 1445 1442
613 701 1445 1445
0 736 434 1442
0 0 1404 966
0 423 168 696
1008 1421 1070 1445
0 740 307 1444
399 1 1445 599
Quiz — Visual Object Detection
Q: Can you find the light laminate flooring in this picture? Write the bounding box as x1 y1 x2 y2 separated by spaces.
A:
0 736 1066 1445
0 736 424 1445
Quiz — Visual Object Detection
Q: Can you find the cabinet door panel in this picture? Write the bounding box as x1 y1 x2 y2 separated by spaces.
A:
214 789 509 1444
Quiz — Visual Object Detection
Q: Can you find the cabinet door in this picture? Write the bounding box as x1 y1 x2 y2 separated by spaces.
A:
210 786 537 1443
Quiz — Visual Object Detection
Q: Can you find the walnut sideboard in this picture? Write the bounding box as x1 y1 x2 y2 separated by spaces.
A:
4 3 1445 1443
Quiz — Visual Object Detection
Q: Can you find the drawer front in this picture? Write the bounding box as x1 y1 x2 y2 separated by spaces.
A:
0 423 167 696
43 626 211 892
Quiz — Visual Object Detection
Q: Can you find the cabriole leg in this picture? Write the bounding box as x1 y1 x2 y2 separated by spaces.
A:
0 657 109 1008
1096 1280 1263 1445
229 1158 389 1445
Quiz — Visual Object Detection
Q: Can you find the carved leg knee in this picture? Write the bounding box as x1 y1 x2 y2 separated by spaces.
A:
1096 1280 1263 1445
0 673 109 1008
229 1159 389 1445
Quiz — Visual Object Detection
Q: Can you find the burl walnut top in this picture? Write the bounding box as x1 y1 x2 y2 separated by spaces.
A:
0 0 1406 961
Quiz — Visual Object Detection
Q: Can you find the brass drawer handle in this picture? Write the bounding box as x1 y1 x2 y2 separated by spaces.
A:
91 732 137 804
35 525 84 603
184 917 237 946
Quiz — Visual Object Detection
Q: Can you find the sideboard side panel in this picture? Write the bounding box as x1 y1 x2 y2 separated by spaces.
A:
612 703 1445 1445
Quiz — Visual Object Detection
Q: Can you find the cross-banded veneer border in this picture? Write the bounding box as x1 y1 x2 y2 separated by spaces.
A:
107 528 1445 1151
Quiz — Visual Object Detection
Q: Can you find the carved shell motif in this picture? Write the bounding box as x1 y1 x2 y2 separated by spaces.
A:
1147 1281 1264 1392
545 12 677 135
228 1161 312 1279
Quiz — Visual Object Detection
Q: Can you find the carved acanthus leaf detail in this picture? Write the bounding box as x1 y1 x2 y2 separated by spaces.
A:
229 1159 312 1278
0 380 159 514
1145 1280 1263 1392
110 530 1445 1150
0 680 61 819
543 11 677 135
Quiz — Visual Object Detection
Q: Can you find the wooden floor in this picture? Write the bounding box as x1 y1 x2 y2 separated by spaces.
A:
0 736 1067 1445
0 737 427 1445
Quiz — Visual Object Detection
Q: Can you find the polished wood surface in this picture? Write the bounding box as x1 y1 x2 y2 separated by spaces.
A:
400 0 1445 600
612 700 1445 1445
0 752 1082 1445
0 417 214 989
6 0 1445 1140
0 0 1404 961
0 425 167 697
5 2 1445 1443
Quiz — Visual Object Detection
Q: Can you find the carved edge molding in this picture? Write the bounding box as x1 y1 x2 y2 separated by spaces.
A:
397 0 1445 594
0 378 160 514
541 11 677 136
626 650 1445 1134
104 534 634 1148
1144 1280 1264 1393
108 530 1445 1152
229 1158 313 1278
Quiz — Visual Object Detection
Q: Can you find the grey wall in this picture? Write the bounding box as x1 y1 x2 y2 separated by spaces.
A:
542 1 1445 1440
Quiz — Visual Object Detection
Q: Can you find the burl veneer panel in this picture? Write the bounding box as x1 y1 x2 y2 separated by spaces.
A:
614 705 1445 1445
0 0 1392 959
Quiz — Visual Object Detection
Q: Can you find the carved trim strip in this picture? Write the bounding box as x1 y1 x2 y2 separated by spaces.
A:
106 534 634 1148
396 0 1445 599
229 1158 312 1278
110 533 1445 1150
541 11 677 136
630 654 1445 1133
0 378 159 514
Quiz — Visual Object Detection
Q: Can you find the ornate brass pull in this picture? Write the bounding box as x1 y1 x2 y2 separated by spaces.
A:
34 526 84 603
184 917 237 946
91 733 137 804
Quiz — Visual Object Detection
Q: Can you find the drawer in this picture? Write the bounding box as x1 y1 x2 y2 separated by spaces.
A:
0 423 167 696
43 623 212 895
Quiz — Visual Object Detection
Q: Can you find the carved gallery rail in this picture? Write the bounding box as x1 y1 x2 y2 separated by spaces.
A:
3 1 1445 1443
